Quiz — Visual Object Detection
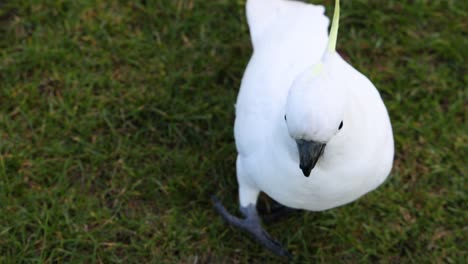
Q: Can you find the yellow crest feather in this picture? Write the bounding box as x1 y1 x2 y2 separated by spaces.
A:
327 0 340 53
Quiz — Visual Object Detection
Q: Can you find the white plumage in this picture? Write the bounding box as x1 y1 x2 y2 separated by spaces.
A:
214 0 394 257
235 0 393 211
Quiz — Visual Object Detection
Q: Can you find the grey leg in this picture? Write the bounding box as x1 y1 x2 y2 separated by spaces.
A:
212 196 292 258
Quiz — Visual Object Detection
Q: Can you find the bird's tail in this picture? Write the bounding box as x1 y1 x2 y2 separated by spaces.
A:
245 0 282 42
246 0 328 50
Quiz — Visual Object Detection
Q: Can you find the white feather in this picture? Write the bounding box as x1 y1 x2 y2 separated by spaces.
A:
235 0 394 211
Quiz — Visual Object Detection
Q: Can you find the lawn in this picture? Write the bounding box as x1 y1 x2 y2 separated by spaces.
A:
0 0 466 262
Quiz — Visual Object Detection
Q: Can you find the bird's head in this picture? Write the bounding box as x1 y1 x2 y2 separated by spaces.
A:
285 0 344 177
285 58 345 176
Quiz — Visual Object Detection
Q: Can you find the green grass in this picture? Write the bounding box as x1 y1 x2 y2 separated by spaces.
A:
0 0 466 262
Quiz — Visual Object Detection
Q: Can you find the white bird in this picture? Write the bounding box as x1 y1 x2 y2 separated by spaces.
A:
213 0 394 257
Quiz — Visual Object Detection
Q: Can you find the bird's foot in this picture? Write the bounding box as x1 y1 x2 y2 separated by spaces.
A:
212 196 292 258
261 205 300 224
257 198 300 224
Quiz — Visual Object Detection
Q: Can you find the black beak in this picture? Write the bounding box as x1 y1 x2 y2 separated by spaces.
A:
296 140 326 177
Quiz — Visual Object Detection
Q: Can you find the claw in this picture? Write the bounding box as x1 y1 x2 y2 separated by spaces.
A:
212 195 292 258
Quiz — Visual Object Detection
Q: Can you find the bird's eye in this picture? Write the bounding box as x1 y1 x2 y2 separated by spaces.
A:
338 121 343 130
284 115 287 121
